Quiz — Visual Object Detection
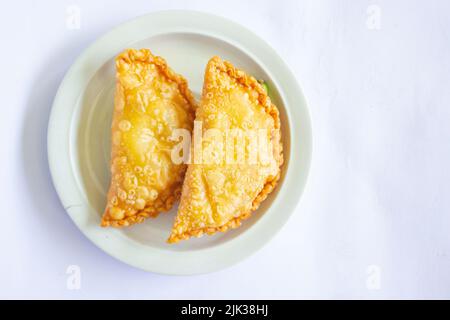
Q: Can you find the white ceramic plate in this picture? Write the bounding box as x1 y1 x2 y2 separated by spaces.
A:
48 11 312 275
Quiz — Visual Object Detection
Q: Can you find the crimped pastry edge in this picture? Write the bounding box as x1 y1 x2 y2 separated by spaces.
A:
101 49 197 228
116 48 197 111
167 56 284 243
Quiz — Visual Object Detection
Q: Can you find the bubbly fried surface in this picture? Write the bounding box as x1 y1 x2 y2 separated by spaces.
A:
168 56 283 243
102 49 197 227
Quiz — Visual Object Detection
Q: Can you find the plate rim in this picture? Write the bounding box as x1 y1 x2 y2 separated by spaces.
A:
47 10 312 275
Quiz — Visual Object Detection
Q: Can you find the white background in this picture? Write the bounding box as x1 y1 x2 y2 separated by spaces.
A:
1 0 449 299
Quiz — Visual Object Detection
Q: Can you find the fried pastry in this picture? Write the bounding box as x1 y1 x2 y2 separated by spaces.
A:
102 49 197 227
168 56 283 243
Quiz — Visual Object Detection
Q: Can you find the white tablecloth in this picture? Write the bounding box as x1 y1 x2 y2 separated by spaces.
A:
1 0 449 299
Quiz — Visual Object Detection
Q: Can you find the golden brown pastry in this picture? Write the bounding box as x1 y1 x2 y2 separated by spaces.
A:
168 56 283 243
102 49 196 227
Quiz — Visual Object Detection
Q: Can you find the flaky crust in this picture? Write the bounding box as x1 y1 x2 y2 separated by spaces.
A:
168 56 283 243
115 49 197 108
102 49 197 227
